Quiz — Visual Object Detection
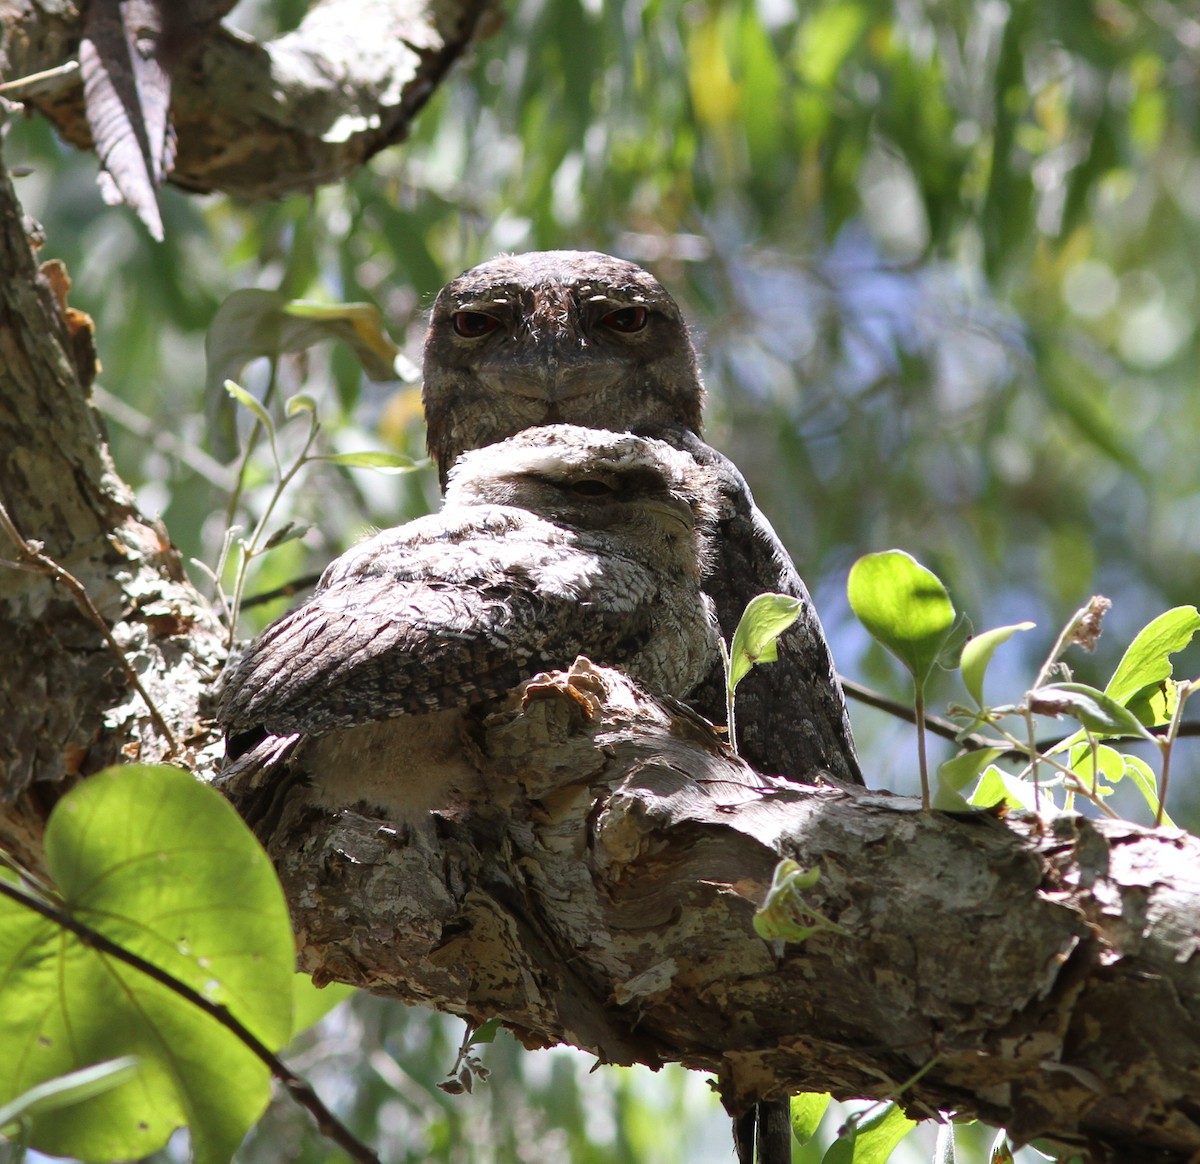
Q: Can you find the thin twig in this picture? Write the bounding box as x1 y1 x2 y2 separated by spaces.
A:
0 878 381 1164
0 500 178 755
0 60 80 94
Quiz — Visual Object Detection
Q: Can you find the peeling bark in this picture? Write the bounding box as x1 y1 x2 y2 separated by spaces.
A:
1 0 500 202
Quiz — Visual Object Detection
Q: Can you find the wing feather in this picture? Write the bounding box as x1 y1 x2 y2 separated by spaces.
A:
218 507 657 747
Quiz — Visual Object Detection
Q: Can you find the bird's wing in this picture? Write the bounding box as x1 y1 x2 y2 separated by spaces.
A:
218 547 657 749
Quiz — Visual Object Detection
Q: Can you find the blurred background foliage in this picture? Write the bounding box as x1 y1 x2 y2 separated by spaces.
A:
5 0 1198 1159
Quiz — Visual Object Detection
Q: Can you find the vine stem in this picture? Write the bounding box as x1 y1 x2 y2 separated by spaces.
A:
1157 680 1194 826
914 684 930 810
223 410 320 647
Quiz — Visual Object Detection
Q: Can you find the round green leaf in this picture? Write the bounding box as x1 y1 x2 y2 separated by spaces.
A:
790 1092 831 1145
0 764 296 1164
847 551 956 685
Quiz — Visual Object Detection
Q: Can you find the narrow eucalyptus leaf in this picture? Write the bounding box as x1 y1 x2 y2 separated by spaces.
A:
312 451 418 471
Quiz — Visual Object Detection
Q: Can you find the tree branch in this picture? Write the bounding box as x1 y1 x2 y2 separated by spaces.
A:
225 660 1200 1163
2 0 501 203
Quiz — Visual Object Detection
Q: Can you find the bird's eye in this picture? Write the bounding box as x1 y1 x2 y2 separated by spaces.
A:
570 478 616 497
452 311 501 338
600 306 648 333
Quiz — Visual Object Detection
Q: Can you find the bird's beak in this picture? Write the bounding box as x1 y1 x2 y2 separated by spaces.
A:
640 495 695 534
476 360 621 403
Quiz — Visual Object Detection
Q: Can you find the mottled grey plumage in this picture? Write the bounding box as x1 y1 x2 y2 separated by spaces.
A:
218 425 720 818
423 250 861 788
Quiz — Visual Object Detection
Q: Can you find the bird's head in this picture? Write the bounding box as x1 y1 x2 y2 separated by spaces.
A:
423 251 705 485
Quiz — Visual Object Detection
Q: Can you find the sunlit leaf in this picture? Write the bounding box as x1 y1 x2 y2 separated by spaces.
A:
0 765 295 1164
1029 682 1155 740
224 377 273 434
821 1101 916 1164
728 593 804 692
1105 606 1200 723
291 976 356 1040
847 551 956 685
310 451 419 471
206 290 403 460
282 301 403 380
1113 753 1173 826
936 748 1007 810
0 1058 139 1133
960 622 1036 706
285 393 319 417
790 1091 831 1145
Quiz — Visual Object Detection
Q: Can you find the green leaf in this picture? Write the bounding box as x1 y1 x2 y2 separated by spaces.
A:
1114 753 1173 826
1105 606 1200 717
285 393 319 417
1068 742 1124 794
847 551 956 685
310 450 419 471
1029 682 1156 741
282 301 403 380
960 622 1036 706
224 378 273 434
205 290 402 461
467 1017 504 1047
969 765 1028 810
936 748 1007 810
263 521 311 550
790 1092 831 1145
291 975 356 1040
0 764 296 1164
753 860 846 943
727 593 804 692
821 1102 916 1164
0 1058 140 1133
